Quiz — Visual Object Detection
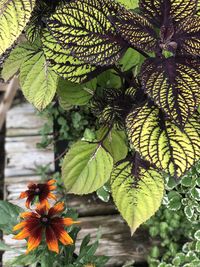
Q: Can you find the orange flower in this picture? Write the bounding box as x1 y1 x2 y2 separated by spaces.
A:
20 179 57 209
13 202 79 253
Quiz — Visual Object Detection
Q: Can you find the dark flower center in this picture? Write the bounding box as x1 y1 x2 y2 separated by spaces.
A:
40 216 50 225
35 188 40 194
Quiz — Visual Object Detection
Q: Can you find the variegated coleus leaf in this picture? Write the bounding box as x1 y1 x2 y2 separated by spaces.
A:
109 6 157 53
113 0 200 57
0 0 35 56
139 0 198 26
42 30 103 83
47 0 128 66
174 15 200 56
111 157 164 233
126 103 200 179
141 57 200 127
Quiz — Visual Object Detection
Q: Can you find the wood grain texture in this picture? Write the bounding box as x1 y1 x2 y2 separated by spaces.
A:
5 136 54 177
6 103 49 137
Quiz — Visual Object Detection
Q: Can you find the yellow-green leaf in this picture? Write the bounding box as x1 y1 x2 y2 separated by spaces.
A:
111 161 164 233
57 78 97 106
42 30 99 83
1 41 39 81
19 51 58 110
116 0 138 10
47 0 127 66
62 141 113 194
96 127 128 163
0 0 35 56
126 103 200 178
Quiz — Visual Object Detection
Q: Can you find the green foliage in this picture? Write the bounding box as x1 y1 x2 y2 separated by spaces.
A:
116 0 138 9
0 0 35 56
57 78 97 106
1 0 200 247
96 127 128 163
111 160 164 233
1 42 39 81
147 162 200 267
119 48 142 72
20 50 58 110
126 104 200 178
62 141 113 194
0 201 22 234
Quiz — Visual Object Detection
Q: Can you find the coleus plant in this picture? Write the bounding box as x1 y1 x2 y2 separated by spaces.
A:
1 0 200 233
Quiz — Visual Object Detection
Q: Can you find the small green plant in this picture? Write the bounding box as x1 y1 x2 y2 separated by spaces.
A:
0 180 108 267
146 161 200 267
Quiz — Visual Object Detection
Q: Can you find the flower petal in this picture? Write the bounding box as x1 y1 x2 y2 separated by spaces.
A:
48 192 57 200
13 228 30 240
37 199 50 209
20 212 39 219
27 226 43 253
19 191 29 199
47 179 56 186
48 202 65 217
51 217 79 227
45 226 59 253
25 195 35 209
36 204 48 215
48 185 56 191
61 218 80 226
50 223 73 246
13 221 27 231
58 230 73 246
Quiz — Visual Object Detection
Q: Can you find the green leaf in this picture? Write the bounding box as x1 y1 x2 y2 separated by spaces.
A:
42 30 98 83
96 127 128 163
141 58 200 127
119 48 141 72
0 0 35 56
194 230 200 241
184 206 194 219
62 141 113 194
57 78 97 106
96 186 110 202
97 70 122 89
167 191 182 211
0 201 23 234
195 241 200 252
190 187 200 201
126 103 200 178
116 0 138 9
181 175 194 187
47 0 127 66
6 253 38 267
1 41 39 81
20 51 58 110
111 161 164 233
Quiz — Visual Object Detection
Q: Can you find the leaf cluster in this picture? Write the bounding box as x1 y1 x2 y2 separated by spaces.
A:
1 0 200 233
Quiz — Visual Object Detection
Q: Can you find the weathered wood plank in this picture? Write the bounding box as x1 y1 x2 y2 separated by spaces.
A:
5 136 54 177
0 82 7 91
6 103 49 137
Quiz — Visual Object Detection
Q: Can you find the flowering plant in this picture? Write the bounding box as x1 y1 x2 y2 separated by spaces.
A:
1 0 200 240
0 180 108 267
